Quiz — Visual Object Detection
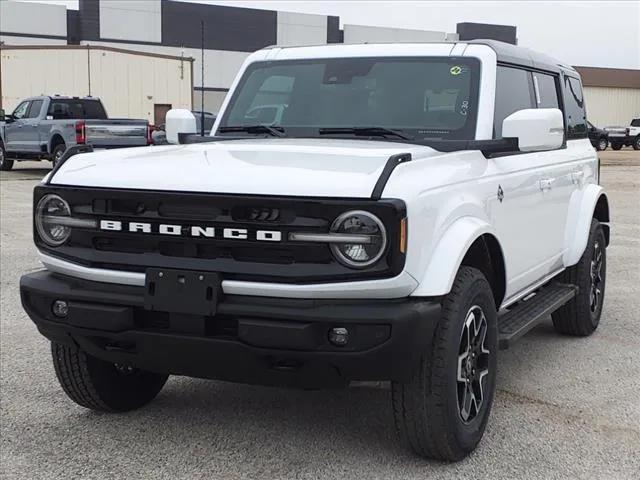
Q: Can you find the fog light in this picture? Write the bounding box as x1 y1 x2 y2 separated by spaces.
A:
329 327 349 346
52 300 69 318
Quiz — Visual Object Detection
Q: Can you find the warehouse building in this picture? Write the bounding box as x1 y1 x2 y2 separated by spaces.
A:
1 0 638 127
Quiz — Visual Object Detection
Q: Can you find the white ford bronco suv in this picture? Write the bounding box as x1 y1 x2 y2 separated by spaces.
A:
20 40 610 461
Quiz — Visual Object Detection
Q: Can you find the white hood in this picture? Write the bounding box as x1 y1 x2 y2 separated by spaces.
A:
50 138 436 198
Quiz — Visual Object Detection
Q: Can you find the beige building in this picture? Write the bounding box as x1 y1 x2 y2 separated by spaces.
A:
0 45 194 125
576 67 640 127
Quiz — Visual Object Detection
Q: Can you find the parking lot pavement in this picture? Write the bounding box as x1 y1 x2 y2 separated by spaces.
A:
1 158 639 479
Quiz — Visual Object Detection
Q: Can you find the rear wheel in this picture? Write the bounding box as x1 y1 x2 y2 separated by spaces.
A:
633 136 640 150
51 342 168 412
51 143 67 168
0 143 13 171
391 267 498 461
552 219 606 336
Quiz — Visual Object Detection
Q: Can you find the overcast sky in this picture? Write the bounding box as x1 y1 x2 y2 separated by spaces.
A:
17 0 640 69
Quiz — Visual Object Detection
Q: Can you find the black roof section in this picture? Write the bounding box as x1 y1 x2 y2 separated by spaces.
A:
466 39 577 75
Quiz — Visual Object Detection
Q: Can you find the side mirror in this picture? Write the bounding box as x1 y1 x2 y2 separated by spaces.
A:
502 108 564 152
165 109 197 144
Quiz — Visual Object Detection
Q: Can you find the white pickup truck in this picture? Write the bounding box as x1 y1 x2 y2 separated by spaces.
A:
20 40 610 461
605 118 640 150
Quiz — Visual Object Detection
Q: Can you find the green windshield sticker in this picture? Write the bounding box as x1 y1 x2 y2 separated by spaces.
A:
450 65 462 76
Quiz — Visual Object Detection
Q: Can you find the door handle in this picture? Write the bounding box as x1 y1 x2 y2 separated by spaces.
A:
571 170 584 184
539 178 555 191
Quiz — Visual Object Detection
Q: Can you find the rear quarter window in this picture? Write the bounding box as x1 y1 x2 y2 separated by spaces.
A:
563 76 587 139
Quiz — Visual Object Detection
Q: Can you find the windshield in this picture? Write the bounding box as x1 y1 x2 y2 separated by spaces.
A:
219 57 480 141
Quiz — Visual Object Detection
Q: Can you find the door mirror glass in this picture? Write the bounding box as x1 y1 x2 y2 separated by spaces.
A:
165 109 197 144
502 108 564 152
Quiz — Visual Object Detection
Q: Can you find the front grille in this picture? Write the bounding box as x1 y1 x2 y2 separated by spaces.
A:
35 186 406 283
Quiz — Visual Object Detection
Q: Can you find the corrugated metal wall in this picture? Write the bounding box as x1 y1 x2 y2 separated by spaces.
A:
0 47 193 121
584 87 640 127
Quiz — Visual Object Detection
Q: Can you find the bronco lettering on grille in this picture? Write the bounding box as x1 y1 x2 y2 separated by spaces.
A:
99 220 282 242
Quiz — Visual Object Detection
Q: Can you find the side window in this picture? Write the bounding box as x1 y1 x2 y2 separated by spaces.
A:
493 66 535 138
48 101 71 120
564 75 587 139
532 73 559 109
26 100 44 119
12 101 30 120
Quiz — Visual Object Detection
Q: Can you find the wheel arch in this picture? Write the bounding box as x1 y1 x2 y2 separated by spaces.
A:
48 133 65 153
410 217 507 307
563 186 610 267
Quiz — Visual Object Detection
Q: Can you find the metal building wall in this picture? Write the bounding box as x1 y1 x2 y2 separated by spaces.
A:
583 87 640 127
0 47 193 120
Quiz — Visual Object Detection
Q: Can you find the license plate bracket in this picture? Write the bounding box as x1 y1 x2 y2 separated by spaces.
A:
144 268 221 316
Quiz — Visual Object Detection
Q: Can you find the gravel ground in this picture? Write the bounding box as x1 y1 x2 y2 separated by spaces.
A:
1 155 639 479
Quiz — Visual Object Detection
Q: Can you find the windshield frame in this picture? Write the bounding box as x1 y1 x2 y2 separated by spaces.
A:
216 56 481 141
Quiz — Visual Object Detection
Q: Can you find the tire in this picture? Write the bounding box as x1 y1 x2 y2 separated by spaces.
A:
51 342 168 412
596 137 608 151
552 219 606 336
51 143 67 168
633 136 640 151
0 143 13 171
611 143 622 151
391 266 498 461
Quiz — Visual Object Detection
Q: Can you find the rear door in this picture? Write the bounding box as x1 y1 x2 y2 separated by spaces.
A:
3 101 30 151
21 99 45 152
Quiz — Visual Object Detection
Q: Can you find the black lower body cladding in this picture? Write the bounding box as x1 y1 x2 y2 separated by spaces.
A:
20 270 440 388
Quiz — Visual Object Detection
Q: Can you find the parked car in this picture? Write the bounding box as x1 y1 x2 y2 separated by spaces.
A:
587 121 609 151
0 96 150 171
20 40 609 462
151 111 216 145
605 118 640 150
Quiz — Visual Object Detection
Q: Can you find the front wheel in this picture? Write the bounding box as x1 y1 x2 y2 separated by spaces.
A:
391 266 498 461
633 136 640 151
51 342 168 412
596 138 608 151
0 143 13 171
552 219 606 336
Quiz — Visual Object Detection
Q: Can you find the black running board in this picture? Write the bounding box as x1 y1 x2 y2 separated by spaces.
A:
498 283 578 349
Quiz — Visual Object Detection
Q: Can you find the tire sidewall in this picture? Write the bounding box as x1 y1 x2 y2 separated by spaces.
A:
52 144 66 167
580 222 606 328
442 273 498 451
633 136 640 150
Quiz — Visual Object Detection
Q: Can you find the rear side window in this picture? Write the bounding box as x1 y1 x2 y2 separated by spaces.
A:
26 100 43 119
532 73 559 109
493 66 535 138
48 99 108 120
563 76 587 139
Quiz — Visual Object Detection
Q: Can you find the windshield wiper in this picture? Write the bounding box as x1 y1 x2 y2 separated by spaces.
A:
218 125 286 137
318 127 413 141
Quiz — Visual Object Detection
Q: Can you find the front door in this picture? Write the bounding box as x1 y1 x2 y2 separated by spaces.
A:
3 101 30 151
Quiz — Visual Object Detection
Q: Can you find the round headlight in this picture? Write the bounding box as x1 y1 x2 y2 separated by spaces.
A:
35 194 72 246
330 210 387 268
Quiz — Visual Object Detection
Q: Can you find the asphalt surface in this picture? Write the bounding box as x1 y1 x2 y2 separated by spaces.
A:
1 152 639 479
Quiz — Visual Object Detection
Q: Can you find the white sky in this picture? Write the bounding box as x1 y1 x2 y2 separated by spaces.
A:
15 0 640 69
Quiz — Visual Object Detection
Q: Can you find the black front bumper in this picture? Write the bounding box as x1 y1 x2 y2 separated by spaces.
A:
20 271 441 388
